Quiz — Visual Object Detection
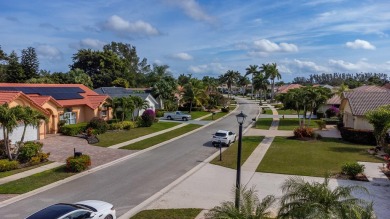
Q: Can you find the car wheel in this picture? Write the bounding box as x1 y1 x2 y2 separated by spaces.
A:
167 116 172 120
183 117 188 121
104 215 113 219
228 141 231 146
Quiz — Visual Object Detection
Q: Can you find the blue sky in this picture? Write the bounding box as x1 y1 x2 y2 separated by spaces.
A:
1 0 390 82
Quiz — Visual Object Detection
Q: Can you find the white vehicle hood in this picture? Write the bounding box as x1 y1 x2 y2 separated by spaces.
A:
75 200 113 211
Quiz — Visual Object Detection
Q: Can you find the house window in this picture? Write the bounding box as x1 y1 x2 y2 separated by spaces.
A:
100 110 107 117
60 112 77 125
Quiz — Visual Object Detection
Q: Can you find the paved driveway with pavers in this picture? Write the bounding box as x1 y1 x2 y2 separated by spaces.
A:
41 134 134 168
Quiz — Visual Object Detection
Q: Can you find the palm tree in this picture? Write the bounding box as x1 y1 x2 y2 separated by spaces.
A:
245 65 259 99
237 75 250 96
205 186 276 219
260 63 281 103
0 104 20 160
253 72 269 103
278 176 372 219
202 76 218 94
220 70 240 98
130 95 149 120
19 106 47 143
183 79 207 113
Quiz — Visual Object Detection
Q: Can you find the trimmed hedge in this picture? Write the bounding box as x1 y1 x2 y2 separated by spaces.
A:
87 117 108 134
321 118 340 125
340 127 377 145
18 141 44 163
61 123 88 136
0 159 19 172
66 154 91 172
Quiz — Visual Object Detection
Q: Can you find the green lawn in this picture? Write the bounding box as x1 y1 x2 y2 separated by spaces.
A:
264 108 273 115
277 109 297 115
257 137 382 177
95 122 180 147
120 124 202 150
189 111 210 119
278 118 319 130
0 165 75 194
131 208 202 219
255 118 273 130
211 136 264 169
0 161 53 179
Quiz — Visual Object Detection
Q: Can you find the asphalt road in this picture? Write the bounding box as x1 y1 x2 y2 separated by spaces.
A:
0 98 259 218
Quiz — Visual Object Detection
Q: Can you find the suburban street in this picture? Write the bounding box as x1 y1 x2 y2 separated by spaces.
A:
0 98 259 218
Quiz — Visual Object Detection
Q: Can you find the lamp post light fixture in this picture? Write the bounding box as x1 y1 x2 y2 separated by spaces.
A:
235 111 247 210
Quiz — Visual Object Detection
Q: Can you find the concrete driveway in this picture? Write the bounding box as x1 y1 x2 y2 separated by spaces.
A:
41 134 134 168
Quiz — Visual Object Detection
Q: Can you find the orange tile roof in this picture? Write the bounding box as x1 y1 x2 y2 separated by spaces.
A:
0 83 109 110
0 91 50 115
277 84 303 93
27 95 63 107
352 85 389 92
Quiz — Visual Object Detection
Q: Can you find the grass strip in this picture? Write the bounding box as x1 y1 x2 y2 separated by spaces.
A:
0 161 53 179
277 109 297 115
189 111 210 119
211 136 264 169
95 122 179 147
257 137 382 177
0 165 75 194
255 118 273 130
131 208 202 219
121 124 202 150
278 118 319 130
264 108 273 115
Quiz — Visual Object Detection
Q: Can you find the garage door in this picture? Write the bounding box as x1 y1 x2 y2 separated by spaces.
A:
0 124 38 144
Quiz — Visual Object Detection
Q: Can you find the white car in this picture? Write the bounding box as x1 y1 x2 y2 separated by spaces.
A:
26 200 116 219
212 130 237 147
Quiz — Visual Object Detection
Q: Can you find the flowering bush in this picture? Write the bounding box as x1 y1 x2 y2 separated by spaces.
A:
293 127 314 138
141 109 156 127
325 106 339 118
66 154 91 172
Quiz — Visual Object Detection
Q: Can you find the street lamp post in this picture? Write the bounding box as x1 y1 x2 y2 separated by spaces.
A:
235 111 247 210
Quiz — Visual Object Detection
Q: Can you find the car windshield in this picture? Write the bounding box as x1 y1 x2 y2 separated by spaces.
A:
215 132 227 137
26 204 81 219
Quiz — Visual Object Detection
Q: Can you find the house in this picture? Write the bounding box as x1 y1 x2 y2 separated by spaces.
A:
352 85 389 92
0 83 110 142
340 91 390 130
318 94 341 113
276 84 302 94
94 87 160 117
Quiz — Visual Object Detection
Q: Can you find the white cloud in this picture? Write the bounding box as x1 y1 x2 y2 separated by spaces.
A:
345 39 376 50
252 39 298 54
171 52 193 60
80 38 106 49
293 59 329 72
166 0 216 23
188 62 225 74
36 45 62 60
101 15 159 37
328 59 373 71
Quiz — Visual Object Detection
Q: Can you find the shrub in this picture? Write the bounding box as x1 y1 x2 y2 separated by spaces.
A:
18 141 43 163
121 121 136 130
107 119 119 124
221 107 230 113
325 106 339 118
61 123 88 136
0 159 19 172
339 127 380 145
66 154 91 172
141 109 155 127
58 120 67 130
273 104 283 109
316 111 325 119
293 127 314 138
87 117 108 134
342 162 365 179
155 110 165 117
315 120 326 130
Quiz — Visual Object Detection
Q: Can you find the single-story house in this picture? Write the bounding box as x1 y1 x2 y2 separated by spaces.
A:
0 83 110 143
276 84 302 94
352 85 389 92
94 87 160 117
340 91 390 130
318 94 341 114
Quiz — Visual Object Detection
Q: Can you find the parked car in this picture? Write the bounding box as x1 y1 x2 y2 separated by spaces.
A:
25 200 116 219
212 130 236 147
163 111 191 121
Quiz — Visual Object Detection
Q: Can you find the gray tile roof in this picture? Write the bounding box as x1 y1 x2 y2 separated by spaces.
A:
94 87 153 101
343 91 390 116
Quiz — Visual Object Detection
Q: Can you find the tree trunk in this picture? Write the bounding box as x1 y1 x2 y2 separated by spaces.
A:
189 101 193 113
4 129 12 160
251 74 254 99
271 79 275 103
20 124 27 143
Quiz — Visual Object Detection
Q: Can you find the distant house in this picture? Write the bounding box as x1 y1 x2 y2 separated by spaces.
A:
276 84 302 94
0 83 110 142
318 94 341 113
352 85 389 92
94 87 160 117
340 91 390 130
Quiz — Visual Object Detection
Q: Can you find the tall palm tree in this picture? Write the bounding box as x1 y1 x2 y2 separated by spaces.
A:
220 70 240 98
278 176 372 219
0 104 20 160
253 72 269 102
237 75 250 96
260 63 281 103
18 106 47 143
205 186 276 219
202 76 218 94
245 65 259 99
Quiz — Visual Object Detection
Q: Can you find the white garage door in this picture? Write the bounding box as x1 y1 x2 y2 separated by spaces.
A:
0 124 38 144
